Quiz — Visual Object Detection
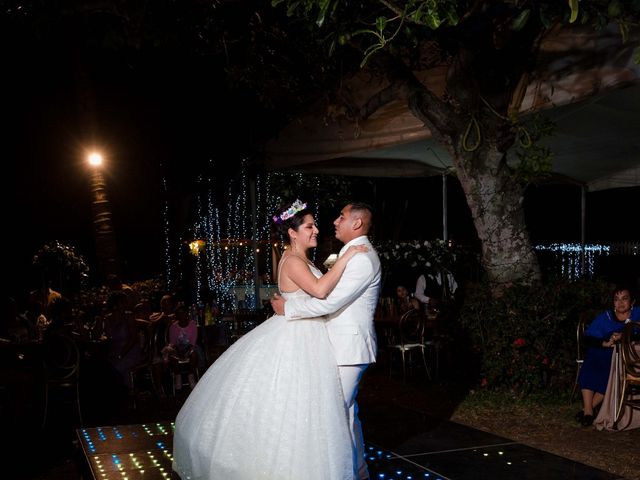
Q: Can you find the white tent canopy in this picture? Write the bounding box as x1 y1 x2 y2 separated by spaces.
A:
266 26 640 192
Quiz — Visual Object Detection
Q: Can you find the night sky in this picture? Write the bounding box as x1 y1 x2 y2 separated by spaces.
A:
4 6 639 302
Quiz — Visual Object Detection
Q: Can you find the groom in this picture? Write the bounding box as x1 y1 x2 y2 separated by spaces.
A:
272 202 381 480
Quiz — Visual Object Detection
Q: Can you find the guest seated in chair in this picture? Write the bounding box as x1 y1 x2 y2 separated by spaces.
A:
4 297 34 342
133 300 153 323
395 285 420 315
149 294 175 397
577 285 639 426
104 291 144 390
162 303 199 391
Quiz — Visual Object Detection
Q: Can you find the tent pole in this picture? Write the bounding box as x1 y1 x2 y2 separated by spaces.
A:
581 184 587 277
442 172 449 243
442 172 450 300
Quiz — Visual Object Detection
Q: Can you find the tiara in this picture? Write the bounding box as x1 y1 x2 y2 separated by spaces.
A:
273 199 307 224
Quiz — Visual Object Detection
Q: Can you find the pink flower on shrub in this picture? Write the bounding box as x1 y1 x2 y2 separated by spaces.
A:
480 378 488 387
513 338 526 347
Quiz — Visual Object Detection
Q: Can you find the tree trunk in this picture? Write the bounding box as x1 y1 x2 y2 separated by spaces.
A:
405 78 541 291
453 144 541 289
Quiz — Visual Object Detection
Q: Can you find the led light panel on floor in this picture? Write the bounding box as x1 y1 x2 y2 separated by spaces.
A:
77 423 446 480
78 423 175 480
365 445 447 480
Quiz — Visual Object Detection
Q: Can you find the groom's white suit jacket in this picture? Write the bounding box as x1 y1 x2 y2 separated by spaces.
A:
284 236 381 365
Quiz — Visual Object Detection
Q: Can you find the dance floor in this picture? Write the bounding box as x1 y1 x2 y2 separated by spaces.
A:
76 414 623 480
77 423 175 479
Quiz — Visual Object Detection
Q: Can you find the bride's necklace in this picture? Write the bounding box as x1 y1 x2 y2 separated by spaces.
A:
286 251 315 268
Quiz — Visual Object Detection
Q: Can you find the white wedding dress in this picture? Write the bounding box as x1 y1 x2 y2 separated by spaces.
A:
172 265 354 480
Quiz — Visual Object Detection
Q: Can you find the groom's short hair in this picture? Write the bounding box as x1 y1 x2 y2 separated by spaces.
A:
348 202 373 233
348 202 373 217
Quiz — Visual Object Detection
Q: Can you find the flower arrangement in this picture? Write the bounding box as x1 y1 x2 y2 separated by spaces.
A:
376 239 467 272
32 240 89 292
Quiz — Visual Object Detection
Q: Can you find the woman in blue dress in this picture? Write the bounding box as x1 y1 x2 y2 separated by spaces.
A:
577 285 639 426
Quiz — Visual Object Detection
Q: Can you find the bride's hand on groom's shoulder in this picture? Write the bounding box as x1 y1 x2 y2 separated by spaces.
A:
345 245 368 258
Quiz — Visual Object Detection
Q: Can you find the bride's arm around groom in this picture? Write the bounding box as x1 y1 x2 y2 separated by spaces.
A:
276 202 381 366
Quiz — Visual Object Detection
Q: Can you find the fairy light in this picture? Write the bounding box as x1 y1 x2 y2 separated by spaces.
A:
237 159 253 306
312 175 321 262
206 181 216 295
176 236 184 285
182 168 334 314
161 173 173 289
262 171 281 283
254 171 268 302
194 175 204 305
535 243 610 279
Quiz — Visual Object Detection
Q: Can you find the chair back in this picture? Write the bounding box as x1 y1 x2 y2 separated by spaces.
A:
137 321 158 365
620 322 640 378
375 297 397 321
134 319 151 353
397 309 425 346
575 312 590 362
42 334 80 383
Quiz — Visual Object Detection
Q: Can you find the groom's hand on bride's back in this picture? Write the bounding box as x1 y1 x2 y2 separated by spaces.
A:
271 294 285 315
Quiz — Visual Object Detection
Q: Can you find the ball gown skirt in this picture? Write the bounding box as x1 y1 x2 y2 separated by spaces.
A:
172 294 354 480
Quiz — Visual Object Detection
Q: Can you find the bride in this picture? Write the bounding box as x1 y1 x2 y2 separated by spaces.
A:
172 200 367 480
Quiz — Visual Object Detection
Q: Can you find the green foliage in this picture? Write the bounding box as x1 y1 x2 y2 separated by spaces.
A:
568 0 580 23
273 0 640 69
511 9 531 31
267 172 367 211
511 114 555 184
459 278 611 395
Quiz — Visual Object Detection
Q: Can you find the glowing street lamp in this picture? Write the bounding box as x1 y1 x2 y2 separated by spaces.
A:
88 152 103 167
87 150 120 279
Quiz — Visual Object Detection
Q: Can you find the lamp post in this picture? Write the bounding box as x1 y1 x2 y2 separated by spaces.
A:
88 151 120 280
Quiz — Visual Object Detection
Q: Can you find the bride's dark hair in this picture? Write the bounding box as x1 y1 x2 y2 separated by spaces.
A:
271 199 312 244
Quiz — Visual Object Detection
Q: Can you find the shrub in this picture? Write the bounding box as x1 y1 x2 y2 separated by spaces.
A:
459 277 610 395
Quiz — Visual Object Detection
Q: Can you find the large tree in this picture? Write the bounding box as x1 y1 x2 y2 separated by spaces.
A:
264 0 639 290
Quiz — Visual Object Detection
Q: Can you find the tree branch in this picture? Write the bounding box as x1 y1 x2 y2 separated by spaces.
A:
508 24 556 117
358 82 408 119
459 0 486 23
377 0 422 25
379 53 460 140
